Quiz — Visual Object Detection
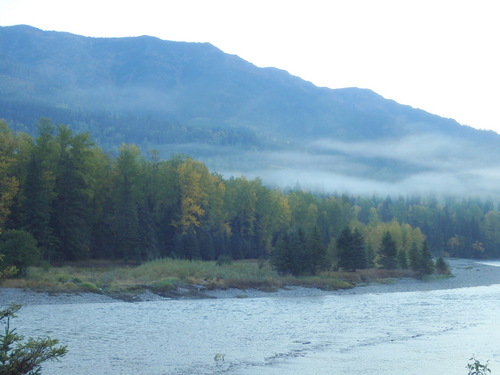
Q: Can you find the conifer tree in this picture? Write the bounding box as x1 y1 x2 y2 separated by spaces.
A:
271 232 291 275
0 304 67 375
378 231 398 269
418 240 434 277
337 227 367 272
307 226 328 273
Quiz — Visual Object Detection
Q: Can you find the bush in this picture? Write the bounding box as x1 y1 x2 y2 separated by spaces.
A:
79 281 101 293
216 254 233 266
435 256 451 275
467 356 491 375
0 230 40 275
151 277 179 291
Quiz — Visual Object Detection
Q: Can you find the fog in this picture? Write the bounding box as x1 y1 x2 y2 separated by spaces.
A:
168 132 500 198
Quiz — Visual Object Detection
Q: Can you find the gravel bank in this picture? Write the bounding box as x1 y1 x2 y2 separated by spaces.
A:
1 258 499 305
206 258 500 299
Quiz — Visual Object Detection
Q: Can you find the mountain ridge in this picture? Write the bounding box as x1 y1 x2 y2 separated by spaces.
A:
1 24 499 195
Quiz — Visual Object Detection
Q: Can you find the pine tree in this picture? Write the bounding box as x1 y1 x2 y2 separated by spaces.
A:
288 228 306 276
409 242 420 272
351 228 367 270
378 231 398 269
337 227 367 272
337 227 355 271
51 128 94 260
397 248 408 269
0 304 67 375
22 154 58 261
418 240 434 277
307 226 328 274
271 232 291 275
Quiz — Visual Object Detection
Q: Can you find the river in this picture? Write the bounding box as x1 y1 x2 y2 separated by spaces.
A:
7 262 500 374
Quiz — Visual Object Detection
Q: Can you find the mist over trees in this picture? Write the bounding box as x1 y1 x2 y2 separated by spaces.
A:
0 119 499 276
4 25 500 200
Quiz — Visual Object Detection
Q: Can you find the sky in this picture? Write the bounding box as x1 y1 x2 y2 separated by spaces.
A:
1 0 499 133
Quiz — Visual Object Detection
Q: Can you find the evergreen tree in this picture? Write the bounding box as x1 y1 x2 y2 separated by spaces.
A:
51 128 94 260
0 304 67 375
22 154 58 261
409 242 420 272
351 228 367 270
435 256 450 275
337 227 367 272
137 197 160 261
306 226 328 273
0 230 40 275
418 240 434 277
198 229 215 261
288 228 306 276
112 145 143 260
337 227 354 271
378 231 398 269
397 248 408 269
182 228 200 260
271 232 291 275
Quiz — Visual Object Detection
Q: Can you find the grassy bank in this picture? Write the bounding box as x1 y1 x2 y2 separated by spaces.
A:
1 258 418 298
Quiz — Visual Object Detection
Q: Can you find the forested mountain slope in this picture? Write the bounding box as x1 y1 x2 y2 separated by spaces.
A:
1 25 500 195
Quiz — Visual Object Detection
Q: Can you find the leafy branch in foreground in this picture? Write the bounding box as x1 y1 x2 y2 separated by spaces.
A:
0 304 67 375
467 356 491 375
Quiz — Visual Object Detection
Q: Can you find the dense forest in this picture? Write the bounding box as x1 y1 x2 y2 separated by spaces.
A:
0 119 499 276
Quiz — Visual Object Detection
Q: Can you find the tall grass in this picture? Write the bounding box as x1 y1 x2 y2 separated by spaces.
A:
2 258 417 295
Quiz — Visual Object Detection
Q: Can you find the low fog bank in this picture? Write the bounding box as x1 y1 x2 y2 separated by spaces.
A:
159 132 500 198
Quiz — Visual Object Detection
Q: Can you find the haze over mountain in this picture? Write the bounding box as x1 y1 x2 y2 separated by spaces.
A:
1 25 499 196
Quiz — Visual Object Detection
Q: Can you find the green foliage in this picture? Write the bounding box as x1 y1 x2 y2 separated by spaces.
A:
420 240 434 275
151 277 179 291
78 281 100 293
467 356 491 375
270 227 329 276
0 119 498 271
378 232 398 269
435 256 451 275
0 230 40 275
0 304 67 375
0 254 19 282
336 227 367 272
216 254 233 266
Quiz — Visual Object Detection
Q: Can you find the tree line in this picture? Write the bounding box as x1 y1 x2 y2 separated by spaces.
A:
0 119 498 275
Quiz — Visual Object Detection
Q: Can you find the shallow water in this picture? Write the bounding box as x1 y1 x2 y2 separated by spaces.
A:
13 282 500 375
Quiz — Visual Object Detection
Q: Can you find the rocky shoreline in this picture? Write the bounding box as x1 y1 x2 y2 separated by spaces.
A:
1 258 499 305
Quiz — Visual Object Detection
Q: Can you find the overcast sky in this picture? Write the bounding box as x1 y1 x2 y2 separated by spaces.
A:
1 0 499 133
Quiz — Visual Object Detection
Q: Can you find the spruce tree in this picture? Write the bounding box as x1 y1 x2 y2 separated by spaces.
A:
271 232 291 275
0 304 67 375
307 226 328 274
351 228 367 271
378 231 398 269
418 240 434 277
337 227 367 272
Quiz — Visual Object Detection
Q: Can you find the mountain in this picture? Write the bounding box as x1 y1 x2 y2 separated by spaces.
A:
1 24 500 195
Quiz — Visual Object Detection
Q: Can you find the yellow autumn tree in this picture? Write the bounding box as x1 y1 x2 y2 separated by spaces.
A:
0 121 20 233
175 158 209 232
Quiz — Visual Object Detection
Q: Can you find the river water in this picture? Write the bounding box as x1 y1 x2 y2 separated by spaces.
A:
11 269 500 375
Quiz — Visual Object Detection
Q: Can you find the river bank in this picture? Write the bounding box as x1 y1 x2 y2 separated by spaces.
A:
1 258 499 305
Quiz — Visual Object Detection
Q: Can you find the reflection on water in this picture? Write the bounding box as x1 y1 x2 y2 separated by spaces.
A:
477 260 500 267
15 284 500 375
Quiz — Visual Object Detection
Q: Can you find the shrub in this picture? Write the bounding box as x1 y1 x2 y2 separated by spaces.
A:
0 230 40 275
151 277 179 291
79 281 100 293
435 256 451 275
216 254 233 266
467 356 491 375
